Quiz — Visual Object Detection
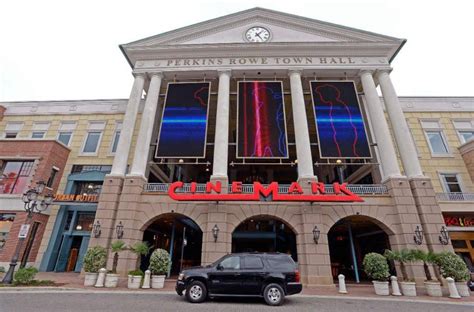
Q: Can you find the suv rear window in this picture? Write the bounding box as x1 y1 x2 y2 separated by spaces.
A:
243 256 264 269
266 256 295 270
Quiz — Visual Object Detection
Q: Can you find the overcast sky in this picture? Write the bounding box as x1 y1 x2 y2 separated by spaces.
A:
1 0 473 102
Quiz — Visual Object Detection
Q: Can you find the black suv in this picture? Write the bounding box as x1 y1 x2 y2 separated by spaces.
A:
176 253 302 306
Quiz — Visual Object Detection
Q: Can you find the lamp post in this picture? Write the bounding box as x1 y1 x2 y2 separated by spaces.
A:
413 225 424 245
2 181 53 284
336 159 344 183
312 226 320 244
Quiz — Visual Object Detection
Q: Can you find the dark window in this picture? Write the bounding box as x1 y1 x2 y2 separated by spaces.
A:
5 132 17 139
220 256 240 270
266 256 295 270
58 132 72 146
0 160 34 194
71 165 112 174
111 131 120 153
74 212 95 232
82 131 101 153
452 240 468 249
470 241 474 248
74 182 103 196
243 256 264 269
46 168 59 188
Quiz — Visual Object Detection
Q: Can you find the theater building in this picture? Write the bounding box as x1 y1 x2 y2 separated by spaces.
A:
0 8 473 284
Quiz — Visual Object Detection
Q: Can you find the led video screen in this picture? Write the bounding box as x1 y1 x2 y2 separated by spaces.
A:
310 81 371 159
237 81 288 158
155 82 210 158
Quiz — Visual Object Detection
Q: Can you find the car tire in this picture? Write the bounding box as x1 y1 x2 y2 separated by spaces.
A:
185 280 207 303
263 283 285 306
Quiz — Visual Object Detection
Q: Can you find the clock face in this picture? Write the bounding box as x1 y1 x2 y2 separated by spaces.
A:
245 26 270 43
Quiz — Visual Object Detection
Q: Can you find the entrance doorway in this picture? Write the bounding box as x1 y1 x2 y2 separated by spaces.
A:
328 215 393 282
142 213 202 275
232 216 297 261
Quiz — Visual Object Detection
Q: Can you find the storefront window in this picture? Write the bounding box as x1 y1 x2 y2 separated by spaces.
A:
74 182 103 196
0 160 34 194
0 213 16 250
74 212 95 232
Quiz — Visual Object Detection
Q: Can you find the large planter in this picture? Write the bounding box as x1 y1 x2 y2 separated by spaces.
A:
400 281 417 297
84 272 98 287
424 281 442 297
372 281 390 296
456 282 471 297
105 273 120 288
151 275 166 289
127 275 142 289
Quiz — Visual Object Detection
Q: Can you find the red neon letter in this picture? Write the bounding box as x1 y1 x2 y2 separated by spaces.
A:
311 182 325 194
254 182 278 198
206 181 222 194
288 182 303 194
231 181 242 193
190 182 197 193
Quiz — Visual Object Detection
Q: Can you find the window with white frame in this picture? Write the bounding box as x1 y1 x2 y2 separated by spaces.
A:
452 120 474 144
421 120 450 155
31 122 50 139
3 122 23 138
110 122 122 154
57 121 76 146
81 121 106 155
440 173 463 193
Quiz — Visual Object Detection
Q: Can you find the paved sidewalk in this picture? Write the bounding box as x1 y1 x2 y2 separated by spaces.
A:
1 272 472 304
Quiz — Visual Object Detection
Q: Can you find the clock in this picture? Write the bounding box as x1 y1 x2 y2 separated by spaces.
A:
245 26 271 43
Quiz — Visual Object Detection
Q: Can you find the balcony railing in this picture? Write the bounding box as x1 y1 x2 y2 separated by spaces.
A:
436 193 474 201
143 183 388 195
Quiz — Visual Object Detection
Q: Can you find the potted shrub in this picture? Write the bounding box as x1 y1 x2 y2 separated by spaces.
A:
83 246 107 286
411 250 442 297
384 249 417 296
149 248 171 289
128 242 150 289
362 252 390 295
105 240 127 288
436 252 471 297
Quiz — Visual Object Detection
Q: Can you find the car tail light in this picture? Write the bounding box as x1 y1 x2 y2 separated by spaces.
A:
295 270 300 283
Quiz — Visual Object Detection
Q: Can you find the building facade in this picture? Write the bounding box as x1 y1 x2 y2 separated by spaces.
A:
0 8 473 284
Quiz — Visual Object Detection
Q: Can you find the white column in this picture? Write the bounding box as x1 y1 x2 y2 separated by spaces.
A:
211 69 231 181
130 72 163 177
360 70 401 179
288 70 316 181
110 73 146 176
376 70 424 178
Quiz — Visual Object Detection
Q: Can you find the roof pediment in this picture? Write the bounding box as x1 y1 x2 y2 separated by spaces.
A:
120 8 405 66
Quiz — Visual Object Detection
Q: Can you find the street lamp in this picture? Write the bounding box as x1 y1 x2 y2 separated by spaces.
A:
312 226 321 244
212 224 219 242
92 220 102 238
439 226 449 245
336 159 344 183
116 221 124 239
413 225 424 245
2 181 53 284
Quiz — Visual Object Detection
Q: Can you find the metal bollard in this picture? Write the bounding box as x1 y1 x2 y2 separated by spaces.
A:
338 274 348 294
447 277 461 299
142 270 151 289
95 268 107 288
390 276 402 296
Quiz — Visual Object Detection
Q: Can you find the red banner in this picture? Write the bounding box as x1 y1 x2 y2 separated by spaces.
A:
444 215 474 227
168 181 363 202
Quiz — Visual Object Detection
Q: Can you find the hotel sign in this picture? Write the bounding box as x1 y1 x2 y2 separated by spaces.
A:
168 181 363 202
444 214 474 227
53 194 99 203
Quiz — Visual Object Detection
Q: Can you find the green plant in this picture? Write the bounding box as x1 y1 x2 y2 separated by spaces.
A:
411 249 439 281
128 270 144 276
129 242 150 273
384 249 416 281
83 246 107 273
0 266 5 273
14 267 38 285
435 252 470 282
149 248 171 275
110 240 127 274
362 252 390 281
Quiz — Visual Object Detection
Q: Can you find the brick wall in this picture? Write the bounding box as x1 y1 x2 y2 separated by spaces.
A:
0 211 49 263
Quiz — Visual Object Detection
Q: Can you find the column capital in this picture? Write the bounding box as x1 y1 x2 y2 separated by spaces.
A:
359 69 374 76
132 72 147 78
375 68 393 77
147 71 164 79
288 69 303 77
217 69 232 76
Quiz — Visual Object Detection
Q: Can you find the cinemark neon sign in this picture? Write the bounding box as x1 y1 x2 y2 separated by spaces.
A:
168 181 363 202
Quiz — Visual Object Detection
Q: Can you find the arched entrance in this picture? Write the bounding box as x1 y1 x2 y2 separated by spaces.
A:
328 215 394 282
142 213 202 275
232 215 297 261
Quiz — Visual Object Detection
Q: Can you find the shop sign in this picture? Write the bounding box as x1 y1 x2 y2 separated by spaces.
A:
53 194 98 203
444 215 474 227
18 224 30 238
168 181 363 202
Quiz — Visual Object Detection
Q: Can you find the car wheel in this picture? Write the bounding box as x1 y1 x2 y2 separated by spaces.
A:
263 283 285 306
185 280 207 303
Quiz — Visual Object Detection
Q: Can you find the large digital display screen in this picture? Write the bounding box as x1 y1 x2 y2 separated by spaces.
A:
310 81 371 159
155 82 210 158
237 81 288 158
